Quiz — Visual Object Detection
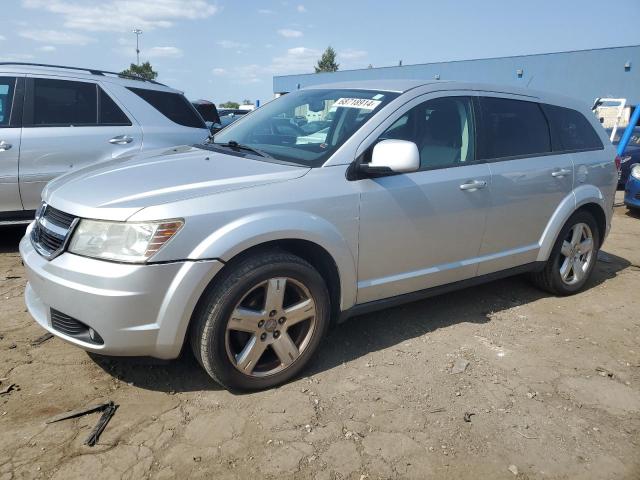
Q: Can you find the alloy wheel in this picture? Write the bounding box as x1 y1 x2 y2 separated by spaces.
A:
225 277 317 377
558 222 594 285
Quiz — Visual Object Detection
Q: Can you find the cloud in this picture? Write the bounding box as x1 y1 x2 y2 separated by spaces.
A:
19 29 93 45
339 48 367 60
0 35 5 41
0 53 35 61
258 8 273 14
234 64 263 84
296 5 306 12
269 46 320 74
114 41 182 59
217 40 248 49
21 0 219 32
146 46 183 58
277 28 303 38
215 46 322 85
39 45 57 52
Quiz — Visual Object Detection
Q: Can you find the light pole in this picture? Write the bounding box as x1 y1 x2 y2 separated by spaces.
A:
132 29 143 65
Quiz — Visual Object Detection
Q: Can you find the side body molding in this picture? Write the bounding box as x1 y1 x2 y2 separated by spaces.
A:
537 185 606 262
188 210 358 311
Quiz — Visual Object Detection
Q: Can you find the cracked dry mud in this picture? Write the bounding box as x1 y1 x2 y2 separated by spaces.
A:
1 193 639 479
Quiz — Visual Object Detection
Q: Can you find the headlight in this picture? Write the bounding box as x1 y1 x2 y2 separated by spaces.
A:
68 219 183 263
631 164 640 180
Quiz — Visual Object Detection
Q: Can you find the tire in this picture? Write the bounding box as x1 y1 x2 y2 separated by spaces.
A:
190 249 330 391
530 210 600 296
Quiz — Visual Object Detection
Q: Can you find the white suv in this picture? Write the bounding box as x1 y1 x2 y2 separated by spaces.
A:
0 63 209 224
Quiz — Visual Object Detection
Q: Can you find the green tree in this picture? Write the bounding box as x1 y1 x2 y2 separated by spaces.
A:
120 61 158 80
315 46 339 73
219 101 240 109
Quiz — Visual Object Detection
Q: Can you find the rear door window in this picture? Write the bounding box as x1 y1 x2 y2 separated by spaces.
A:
0 77 16 126
542 104 603 152
477 97 551 160
31 78 97 126
127 87 205 128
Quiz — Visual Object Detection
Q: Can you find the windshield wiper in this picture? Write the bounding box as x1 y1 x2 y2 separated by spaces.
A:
214 140 272 158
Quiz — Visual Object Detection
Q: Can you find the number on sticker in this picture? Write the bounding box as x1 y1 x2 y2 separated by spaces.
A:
333 98 382 110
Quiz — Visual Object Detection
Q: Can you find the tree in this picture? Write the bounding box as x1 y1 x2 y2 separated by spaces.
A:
315 46 339 73
120 61 158 80
219 101 240 109
242 99 252 105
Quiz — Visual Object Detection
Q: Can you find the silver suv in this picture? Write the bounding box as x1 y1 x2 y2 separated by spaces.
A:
20 81 617 390
0 63 209 224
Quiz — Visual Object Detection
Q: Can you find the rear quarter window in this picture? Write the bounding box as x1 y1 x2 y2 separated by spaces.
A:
541 104 603 152
127 87 205 129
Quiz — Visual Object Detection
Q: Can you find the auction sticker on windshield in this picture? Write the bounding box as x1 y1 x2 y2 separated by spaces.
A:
333 98 382 110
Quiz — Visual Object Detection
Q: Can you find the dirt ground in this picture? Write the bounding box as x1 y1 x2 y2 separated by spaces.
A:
1 192 639 480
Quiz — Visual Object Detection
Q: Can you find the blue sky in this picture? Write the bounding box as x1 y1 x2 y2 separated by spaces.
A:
3 0 639 104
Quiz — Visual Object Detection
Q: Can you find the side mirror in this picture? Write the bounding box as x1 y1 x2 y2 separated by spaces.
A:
358 139 420 177
193 102 221 125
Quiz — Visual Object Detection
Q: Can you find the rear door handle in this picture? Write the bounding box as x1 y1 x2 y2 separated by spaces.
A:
0 140 12 151
459 180 487 191
551 168 571 178
109 135 133 145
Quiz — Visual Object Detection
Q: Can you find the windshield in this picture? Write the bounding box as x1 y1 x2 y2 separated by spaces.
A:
208 89 398 166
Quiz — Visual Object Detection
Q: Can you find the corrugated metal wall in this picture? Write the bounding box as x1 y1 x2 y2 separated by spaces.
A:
273 45 640 106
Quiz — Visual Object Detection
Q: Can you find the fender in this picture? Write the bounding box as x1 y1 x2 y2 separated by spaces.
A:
537 185 606 262
188 209 358 311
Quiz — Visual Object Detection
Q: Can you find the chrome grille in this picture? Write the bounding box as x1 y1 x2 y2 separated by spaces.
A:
30 203 78 259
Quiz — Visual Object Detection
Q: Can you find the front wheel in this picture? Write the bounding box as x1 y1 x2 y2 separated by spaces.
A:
190 250 330 391
530 210 600 296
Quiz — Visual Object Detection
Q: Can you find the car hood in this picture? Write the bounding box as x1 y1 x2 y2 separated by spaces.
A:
43 145 310 221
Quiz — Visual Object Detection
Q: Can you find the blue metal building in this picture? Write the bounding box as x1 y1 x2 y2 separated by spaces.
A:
273 45 639 106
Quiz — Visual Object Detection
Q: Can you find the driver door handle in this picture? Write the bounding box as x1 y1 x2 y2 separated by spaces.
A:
551 168 571 178
459 180 487 191
0 140 12 151
109 135 133 145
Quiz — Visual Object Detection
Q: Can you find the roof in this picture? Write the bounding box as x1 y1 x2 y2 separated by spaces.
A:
296 79 571 100
0 62 179 92
300 79 432 93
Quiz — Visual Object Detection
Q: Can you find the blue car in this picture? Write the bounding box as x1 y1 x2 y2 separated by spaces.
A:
607 127 640 188
624 164 640 211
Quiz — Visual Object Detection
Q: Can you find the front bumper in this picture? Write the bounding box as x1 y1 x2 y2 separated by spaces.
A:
624 177 640 209
20 230 224 359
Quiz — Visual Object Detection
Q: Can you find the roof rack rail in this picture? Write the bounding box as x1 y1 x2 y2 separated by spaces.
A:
0 62 166 86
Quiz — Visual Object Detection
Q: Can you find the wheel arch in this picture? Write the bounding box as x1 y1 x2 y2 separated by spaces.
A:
188 210 357 313
537 185 608 261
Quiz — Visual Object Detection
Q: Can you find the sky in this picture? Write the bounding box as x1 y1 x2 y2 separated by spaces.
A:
2 0 640 104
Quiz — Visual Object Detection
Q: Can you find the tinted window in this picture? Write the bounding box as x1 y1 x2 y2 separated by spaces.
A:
0 77 16 126
542 104 603 151
99 88 131 125
478 97 551 159
32 79 97 126
380 96 476 170
127 87 205 128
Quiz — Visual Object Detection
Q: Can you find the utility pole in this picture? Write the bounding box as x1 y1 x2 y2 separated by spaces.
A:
132 29 143 65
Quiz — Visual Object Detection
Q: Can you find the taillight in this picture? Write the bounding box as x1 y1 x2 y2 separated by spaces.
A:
615 155 622 171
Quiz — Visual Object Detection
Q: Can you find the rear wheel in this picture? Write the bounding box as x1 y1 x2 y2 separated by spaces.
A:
530 210 600 295
190 250 330 391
